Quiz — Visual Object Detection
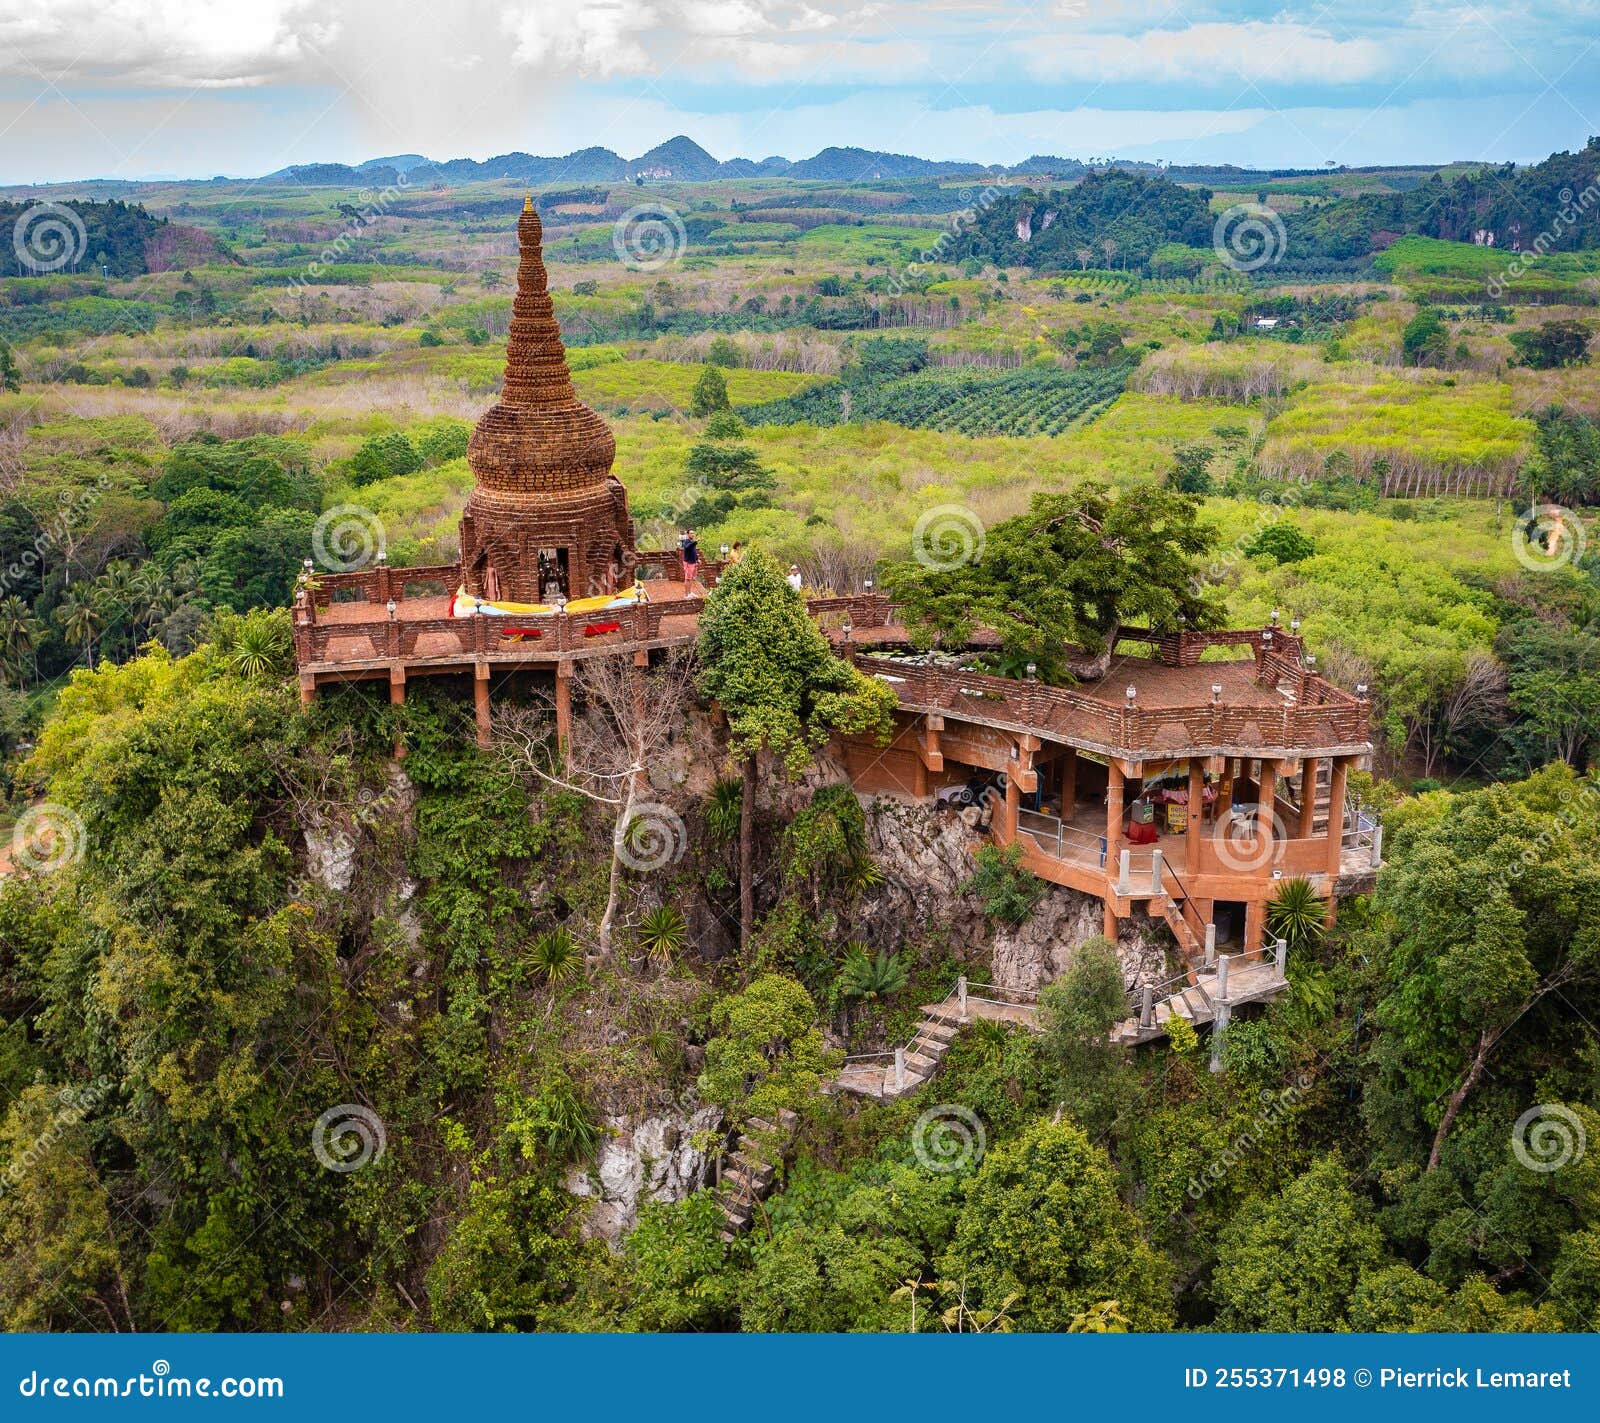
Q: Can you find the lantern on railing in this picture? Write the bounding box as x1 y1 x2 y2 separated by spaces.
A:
1356 682 1369 698
719 543 729 559
841 617 853 642
1290 616 1300 635
376 550 387 566
1262 628 1274 649
1211 683 1222 704
864 578 874 593
1270 609 1280 626
385 600 397 620
1125 685 1137 707
1025 661 1038 681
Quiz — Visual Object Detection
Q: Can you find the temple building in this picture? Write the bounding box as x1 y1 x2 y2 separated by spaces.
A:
292 198 1378 976
459 197 635 603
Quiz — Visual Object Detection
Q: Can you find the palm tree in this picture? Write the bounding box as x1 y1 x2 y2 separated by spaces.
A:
0 595 40 684
57 591 104 668
130 566 171 640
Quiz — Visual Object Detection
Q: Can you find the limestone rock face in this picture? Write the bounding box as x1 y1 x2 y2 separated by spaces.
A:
566 1105 724 1243
862 796 982 946
303 829 356 892
990 888 1170 997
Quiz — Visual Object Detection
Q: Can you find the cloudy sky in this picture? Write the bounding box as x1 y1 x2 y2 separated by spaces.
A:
0 0 1596 182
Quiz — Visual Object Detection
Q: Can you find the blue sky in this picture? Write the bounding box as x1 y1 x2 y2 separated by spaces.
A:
0 0 1596 182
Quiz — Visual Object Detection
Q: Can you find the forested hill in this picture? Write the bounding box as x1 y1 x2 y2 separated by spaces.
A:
967 138 1600 273
1285 137 1600 259
957 170 1216 270
0 199 178 278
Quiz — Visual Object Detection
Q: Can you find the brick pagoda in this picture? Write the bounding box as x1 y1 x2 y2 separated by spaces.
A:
459 196 635 602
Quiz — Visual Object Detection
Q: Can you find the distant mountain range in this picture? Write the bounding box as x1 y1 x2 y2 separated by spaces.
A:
262 135 1352 187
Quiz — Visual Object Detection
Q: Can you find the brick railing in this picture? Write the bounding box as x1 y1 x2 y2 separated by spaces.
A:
855 654 1368 757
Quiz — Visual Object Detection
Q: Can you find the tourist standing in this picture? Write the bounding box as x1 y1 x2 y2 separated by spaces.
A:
681 529 701 589
786 563 803 593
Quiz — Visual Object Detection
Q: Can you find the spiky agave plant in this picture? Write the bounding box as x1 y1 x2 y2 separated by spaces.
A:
837 943 910 1001
634 905 688 967
705 778 742 844
1266 876 1327 950
529 928 583 983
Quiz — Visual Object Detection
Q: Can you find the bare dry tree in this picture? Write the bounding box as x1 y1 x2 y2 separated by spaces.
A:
496 649 697 960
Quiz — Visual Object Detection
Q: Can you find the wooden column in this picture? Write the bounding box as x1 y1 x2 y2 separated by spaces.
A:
1298 757 1318 837
554 664 573 761
1218 758 1235 819
1059 746 1078 815
1186 757 1203 867
1103 902 1118 941
1257 758 1277 833
299 675 317 708
389 667 406 760
1105 760 1124 871
1326 754 1350 875
474 664 492 751
912 750 928 799
1003 769 1021 844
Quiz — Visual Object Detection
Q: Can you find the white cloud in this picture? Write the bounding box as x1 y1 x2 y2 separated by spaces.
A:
0 0 337 87
499 1 657 77
1024 20 1389 86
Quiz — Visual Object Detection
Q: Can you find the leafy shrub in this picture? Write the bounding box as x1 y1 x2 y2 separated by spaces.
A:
962 843 1046 925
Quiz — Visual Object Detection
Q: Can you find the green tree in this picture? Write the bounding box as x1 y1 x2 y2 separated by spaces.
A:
0 1084 132 1331
1037 936 1132 1134
1212 1157 1387 1330
1169 442 1214 494
1510 318 1592 370
697 550 894 946
697 973 829 1122
886 480 1220 682
944 1118 1174 1331
1367 765 1600 1172
690 364 731 417
1402 308 1449 366
57 589 104 667
0 339 19 393
1245 522 1316 565
0 594 40 683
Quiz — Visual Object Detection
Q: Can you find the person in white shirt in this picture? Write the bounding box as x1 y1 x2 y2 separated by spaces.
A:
786 564 803 593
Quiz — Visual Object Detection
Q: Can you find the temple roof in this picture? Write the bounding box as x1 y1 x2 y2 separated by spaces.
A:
466 197 616 500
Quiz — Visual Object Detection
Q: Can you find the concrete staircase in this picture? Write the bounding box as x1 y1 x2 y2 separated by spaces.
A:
834 984 1040 1100
1154 893 1204 962
716 1108 798 1241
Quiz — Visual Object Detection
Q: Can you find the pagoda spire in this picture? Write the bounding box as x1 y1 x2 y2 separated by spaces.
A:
499 195 574 408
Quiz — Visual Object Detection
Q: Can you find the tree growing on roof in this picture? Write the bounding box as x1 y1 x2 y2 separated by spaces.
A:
885 479 1221 682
